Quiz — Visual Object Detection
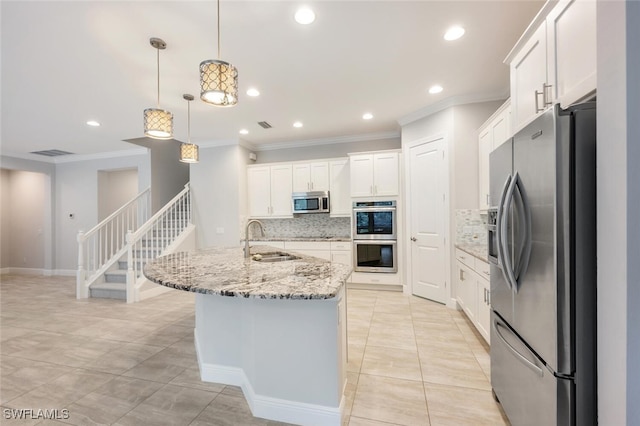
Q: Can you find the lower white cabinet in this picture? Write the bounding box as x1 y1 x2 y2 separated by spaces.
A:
250 240 350 266
455 248 490 344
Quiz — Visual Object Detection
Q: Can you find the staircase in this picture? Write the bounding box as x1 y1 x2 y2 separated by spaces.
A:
77 184 194 303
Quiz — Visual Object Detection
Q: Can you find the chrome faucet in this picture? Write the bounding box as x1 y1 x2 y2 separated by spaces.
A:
244 219 265 258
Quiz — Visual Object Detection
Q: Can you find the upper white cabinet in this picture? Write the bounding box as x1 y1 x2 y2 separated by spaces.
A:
546 0 597 108
506 0 596 132
329 159 351 217
350 151 399 198
478 100 511 210
292 162 329 193
247 164 293 218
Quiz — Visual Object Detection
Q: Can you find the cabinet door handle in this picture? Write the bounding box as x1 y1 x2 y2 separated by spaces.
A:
459 269 464 281
488 290 491 305
484 288 487 303
535 89 544 113
543 83 553 107
411 237 417 242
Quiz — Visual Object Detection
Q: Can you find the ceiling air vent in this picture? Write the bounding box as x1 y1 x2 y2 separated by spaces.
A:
30 149 74 157
257 121 272 129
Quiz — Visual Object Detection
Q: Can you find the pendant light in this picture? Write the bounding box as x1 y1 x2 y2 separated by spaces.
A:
144 37 173 139
199 0 238 107
179 94 199 163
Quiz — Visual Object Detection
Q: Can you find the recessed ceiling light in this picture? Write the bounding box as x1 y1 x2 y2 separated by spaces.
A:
239 129 249 135
246 88 260 97
429 85 444 94
295 7 315 25
293 121 303 128
86 120 101 127
444 26 465 41
362 113 373 120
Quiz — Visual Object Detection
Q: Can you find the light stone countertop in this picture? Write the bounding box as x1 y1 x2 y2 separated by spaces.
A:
143 245 352 300
456 244 489 263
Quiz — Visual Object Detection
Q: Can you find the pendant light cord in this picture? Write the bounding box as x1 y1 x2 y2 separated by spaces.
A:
156 47 160 108
217 0 221 59
187 99 191 143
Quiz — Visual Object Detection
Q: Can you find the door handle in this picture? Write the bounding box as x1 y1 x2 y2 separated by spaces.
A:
501 171 520 292
543 83 553 107
535 89 544 113
512 180 532 289
493 319 544 377
496 174 512 290
411 237 417 242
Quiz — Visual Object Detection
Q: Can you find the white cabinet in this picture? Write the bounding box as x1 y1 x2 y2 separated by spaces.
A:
292 162 329 192
330 241 352 269
476 260 491 344
509 22 548 131
507 0 596 132
349 151 399 197
247 164 293 218
478 100 511 210
329 159 351 217
546 0 597 108
455 248 490 344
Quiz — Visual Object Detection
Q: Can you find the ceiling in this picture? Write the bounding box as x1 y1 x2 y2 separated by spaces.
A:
1 1 544 160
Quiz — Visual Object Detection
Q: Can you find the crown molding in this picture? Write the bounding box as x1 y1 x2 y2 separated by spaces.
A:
397 91 509 127
252 131 400 152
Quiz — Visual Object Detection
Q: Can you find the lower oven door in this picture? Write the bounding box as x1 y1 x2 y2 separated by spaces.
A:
353 240 397 273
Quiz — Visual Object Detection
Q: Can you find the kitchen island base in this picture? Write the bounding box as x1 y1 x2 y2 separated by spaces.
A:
194 290 347 426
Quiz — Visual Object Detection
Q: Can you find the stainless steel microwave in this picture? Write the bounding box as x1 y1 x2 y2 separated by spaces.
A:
292 191 330 214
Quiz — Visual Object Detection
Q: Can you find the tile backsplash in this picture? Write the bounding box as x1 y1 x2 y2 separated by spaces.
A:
455 209 488 245
252 215 351 239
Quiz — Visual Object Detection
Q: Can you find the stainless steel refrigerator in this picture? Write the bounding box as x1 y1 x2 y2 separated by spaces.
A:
488 103 597 426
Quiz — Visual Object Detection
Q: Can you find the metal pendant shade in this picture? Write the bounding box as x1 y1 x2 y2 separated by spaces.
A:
200 0 238 107
179 94 199 163
144 38 173 139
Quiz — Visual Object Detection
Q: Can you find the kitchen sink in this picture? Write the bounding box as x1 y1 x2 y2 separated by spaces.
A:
252 252 301 262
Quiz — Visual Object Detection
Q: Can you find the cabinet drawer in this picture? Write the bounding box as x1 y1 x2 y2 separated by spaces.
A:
455 248 476 269
284 241 331 251
330 241 352 251
350 272 400 285
476 259 491 280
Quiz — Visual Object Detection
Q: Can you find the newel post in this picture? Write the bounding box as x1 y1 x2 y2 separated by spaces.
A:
76 230 88 299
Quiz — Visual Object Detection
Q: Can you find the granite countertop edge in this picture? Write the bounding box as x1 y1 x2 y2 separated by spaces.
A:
455 243 489 263
144 245 351 300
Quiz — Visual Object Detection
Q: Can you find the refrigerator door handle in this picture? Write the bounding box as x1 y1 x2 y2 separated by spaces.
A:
513 180 532 291
496 174 512 289
501 172 520 292
493 318 544 377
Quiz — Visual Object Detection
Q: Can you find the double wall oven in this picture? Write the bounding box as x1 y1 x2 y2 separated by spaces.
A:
352 201 397 273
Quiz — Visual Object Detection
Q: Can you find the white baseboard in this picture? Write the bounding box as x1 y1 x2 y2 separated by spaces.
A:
194 330 342 426
448 297 460 310
347 282 403 292
0 268 76 277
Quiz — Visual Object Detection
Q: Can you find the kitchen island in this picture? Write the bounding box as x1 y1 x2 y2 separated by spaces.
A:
144 246 351 426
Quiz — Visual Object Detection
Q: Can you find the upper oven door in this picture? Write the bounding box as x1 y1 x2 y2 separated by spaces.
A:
352 206 396 239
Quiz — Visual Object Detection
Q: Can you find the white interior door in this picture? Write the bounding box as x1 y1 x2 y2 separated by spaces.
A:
409 137 447 303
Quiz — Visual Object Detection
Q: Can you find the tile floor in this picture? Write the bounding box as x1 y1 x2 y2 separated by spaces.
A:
0 275 508 425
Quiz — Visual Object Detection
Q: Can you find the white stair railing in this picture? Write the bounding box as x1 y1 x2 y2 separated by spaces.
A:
125 183 191 303
77 188 151 298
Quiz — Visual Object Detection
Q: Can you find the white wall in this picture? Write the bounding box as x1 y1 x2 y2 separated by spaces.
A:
190 144 246 248
97 168 138 220
150 143 190 212
253 137 400 164
54 153 151 271
597 1 640 424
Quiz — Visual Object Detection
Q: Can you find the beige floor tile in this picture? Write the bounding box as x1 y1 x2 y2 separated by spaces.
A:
361 345 422 381
347 344 365 373
348 416 406 426
189 393 271 426
122 358 187 383
351 374 429 425
366 325 416 351
343 371 359 418
420 352 491 391
169 368 226 393
424 382 508 426
115 383 217 426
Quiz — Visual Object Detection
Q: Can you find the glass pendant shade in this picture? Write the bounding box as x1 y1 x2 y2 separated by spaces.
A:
144 108 173 139
179 143 199 163
200 60 238 106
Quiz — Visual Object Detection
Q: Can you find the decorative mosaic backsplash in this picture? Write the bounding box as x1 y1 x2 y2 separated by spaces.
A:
455 209 488 245
253 215 351 239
